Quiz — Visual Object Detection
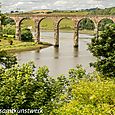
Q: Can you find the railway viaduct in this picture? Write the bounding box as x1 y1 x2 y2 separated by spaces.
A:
6 14 115 47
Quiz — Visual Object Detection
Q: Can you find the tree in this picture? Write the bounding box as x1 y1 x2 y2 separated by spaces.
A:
88 24 115 77
21 28 33 42
3 24 15 35
79 18 95 30
0 62 68 114
0 14 15 26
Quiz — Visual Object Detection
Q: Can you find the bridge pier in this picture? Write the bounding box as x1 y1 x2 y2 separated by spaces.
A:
94 25 99 38
54 23 59 47
34 20 40 43
73 21 79 47
15 22 21 40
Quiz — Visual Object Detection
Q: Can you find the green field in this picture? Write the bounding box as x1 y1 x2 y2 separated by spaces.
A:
21 18 94 34
21 18 74 31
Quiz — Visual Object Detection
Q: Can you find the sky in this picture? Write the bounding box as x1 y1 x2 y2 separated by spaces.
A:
0 0 115 13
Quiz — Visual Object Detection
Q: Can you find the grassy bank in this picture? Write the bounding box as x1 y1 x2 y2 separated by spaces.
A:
0 39 52 53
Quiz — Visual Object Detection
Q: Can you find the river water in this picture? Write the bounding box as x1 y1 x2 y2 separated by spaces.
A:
16 31 96 77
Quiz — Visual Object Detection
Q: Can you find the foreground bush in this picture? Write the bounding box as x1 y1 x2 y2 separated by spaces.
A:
51 75 115 114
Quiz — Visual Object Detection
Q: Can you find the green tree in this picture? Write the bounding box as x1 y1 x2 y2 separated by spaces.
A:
0 14 15 26
3 24 15 35
79 18 95 30
88 24 115 77
0 63 68 114
21 28 33 42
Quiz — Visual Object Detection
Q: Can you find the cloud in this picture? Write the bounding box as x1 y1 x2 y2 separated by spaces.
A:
41 5 48 9
1 0 115 13
54 1 67 6
12 2 24 7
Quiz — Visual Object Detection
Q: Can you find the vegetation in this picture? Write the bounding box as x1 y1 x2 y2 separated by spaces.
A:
79 18 95 30
3 24 15 36
21 28 33 42
0 50 17 68
89 7 115 15
0 52 115 114
51 71 115 115
88 24 115 77
0 39 51 52
98 19 114 31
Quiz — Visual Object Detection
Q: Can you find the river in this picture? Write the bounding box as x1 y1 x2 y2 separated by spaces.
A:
16 31 96 77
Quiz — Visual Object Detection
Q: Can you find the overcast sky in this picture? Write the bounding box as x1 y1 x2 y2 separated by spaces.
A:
1 0 115 13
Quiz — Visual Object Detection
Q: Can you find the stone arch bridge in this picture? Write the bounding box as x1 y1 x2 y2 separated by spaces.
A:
8 14 115 47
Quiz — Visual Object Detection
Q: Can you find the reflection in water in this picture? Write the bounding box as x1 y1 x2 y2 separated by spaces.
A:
16 32 96 77
73 47 78 57
54 47 59 59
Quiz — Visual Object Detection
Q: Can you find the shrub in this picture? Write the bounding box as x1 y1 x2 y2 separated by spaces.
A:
0 50 17 68
21 29 33 42
52 77 115 115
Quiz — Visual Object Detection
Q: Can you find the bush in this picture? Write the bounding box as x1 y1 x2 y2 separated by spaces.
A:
52 77 115 115
21 29 33 42
0 50 17 68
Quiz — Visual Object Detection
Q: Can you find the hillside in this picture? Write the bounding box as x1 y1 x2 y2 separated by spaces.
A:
26 7 115 15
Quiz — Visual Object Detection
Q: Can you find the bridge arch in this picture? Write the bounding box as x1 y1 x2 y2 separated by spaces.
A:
18 17 35 41
54 17 74 46
18 17 35 27
97 18 114 31
72 18 96 47
57 17 73 25
37 17 54 43
77 18 96 30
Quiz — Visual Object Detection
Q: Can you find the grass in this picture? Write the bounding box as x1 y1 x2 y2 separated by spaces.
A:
0 38 52 53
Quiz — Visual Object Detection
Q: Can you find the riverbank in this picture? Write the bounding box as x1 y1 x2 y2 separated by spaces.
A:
0 39 52 53
41 29 95 36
